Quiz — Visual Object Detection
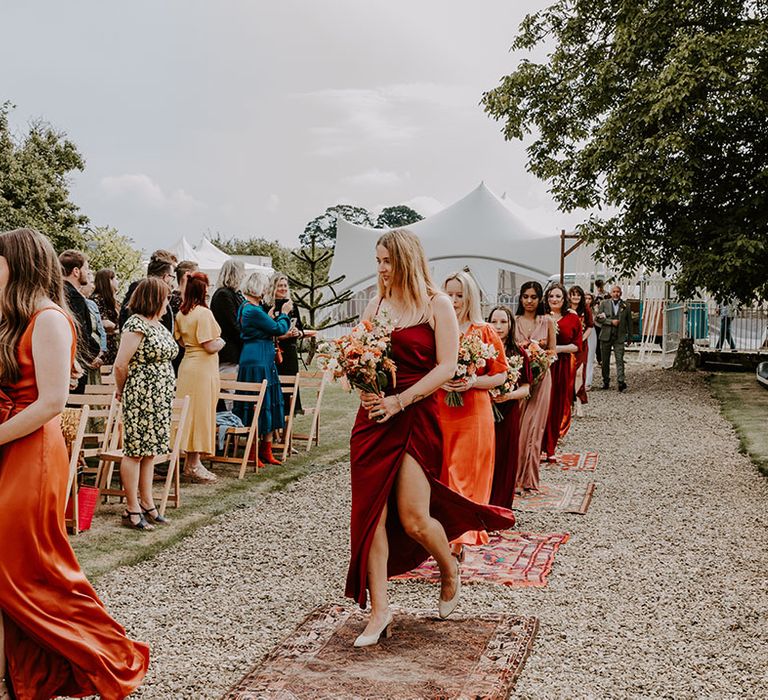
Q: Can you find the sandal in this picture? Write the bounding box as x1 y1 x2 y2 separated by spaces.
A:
141 503 169 525
121 511 155 531
451 544 466 563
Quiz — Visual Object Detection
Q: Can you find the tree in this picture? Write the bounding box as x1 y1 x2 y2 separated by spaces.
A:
482 1 768 302
375 205 423 229
300 204 374 246
0 102 88 250
209 233 300 277
83 226 143 294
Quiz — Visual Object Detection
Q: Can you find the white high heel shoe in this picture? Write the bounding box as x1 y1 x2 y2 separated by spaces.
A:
438 559 461 619
353 611 394 648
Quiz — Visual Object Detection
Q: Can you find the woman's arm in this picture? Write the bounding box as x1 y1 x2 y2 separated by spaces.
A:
545 314 557 349
0 310 73 445
473 371 508 390
201 338 225 354
113 331 143 401
247 305 291 337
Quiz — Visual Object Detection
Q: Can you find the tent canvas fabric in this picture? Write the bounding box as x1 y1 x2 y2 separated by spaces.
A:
168 237 273 281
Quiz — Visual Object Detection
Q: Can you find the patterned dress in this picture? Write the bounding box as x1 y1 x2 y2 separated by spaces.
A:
122 315 178 457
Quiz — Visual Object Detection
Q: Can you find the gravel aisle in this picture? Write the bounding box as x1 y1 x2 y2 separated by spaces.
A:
95 362 768 699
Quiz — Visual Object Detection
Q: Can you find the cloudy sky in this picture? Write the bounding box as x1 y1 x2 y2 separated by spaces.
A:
1 0 583 252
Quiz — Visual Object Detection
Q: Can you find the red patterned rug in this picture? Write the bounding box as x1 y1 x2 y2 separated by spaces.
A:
541 451 599 472
221 605 538 700
393 531 569 588
513 482 595 514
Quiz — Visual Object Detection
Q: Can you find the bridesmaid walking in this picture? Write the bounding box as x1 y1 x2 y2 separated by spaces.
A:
350 230 516 647
568 285 594 415
514 281 556 492
0 228 148 700
436 272 507 556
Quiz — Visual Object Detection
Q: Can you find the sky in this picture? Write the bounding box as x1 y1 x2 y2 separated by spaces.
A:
0 0 584 252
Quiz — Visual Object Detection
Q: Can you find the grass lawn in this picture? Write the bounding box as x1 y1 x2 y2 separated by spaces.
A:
709 371 768 478
71 381 359 581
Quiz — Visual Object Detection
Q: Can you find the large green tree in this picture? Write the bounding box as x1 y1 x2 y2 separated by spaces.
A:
375 204 423 229
84 226 143 294
0 101 88 250
483 1 768 302
300 204 374 246
209 234 300 278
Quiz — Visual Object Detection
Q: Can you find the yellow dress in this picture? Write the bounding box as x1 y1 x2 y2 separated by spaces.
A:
175 305 221 454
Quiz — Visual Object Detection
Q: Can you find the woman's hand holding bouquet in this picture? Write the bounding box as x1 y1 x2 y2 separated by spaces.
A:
444 330 498 407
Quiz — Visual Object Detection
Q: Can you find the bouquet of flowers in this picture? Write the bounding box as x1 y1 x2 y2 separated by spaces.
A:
318 317 396 397
525 340 557 386
445 330 498 407
489 355 524 421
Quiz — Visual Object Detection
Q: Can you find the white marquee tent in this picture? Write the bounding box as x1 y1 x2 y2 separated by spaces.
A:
168 237 272 280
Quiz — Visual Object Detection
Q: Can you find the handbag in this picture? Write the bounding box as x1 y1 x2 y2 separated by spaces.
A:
274 339 284 365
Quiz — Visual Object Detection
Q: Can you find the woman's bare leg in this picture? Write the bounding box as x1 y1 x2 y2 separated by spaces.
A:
138 456 156 510
359 504 390 637
119 455 141 516
395 455 458 602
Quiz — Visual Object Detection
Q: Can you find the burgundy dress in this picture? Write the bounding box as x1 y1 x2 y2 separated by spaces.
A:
489 350 532 509
542 312 583 457
345 323 517 609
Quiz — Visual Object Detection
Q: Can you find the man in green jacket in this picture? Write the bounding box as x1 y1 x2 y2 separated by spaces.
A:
594 285 634 392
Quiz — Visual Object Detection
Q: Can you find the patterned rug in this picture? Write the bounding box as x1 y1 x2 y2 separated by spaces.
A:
541 451 599 472
393 531 569 588
513 482 595 514
221 604 538 700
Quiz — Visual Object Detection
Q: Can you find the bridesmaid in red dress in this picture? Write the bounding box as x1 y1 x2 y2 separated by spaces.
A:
0 229 149 700
568 285 594 419
436 272 507 557
349 230 516 648
542 283 583 461
487 306 532 509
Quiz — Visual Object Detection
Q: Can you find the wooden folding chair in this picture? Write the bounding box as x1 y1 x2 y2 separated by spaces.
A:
98 396 191 516
272 375 300 461
215 379 268 479
292 370 329 452
61 406 90 535
99 365 116 385
66 391 119 482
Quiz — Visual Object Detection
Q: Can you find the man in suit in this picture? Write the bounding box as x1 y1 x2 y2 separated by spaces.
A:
595 285 633 392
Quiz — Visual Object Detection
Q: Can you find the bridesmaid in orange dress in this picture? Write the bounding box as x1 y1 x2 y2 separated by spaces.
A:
436 271 508 557
0 229 149 700
542 283 583 460
514 281 556 492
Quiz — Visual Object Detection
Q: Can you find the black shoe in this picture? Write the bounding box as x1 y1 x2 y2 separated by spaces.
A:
618 382 627 393
602 381 610 390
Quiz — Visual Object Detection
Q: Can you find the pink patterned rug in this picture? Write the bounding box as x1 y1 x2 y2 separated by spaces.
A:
393 531 569 588
541 451 599 472
513 482 595 514
222 605 538 700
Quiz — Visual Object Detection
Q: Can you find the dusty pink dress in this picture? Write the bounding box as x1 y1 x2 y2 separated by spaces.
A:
515 315 553 491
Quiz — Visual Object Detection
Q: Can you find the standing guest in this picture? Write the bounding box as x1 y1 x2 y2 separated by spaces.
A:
175 272 223 483
267 272 304 415
487 306 532 509
584 292 598 389
60 249 102 392
236 271 290 466
595 285 634 392
514 281 556 492
114 277 179 530
92 268 121 366
211 259 246 379
119 250 177 332
0 228 149 699
351 229 515 647
82 271 107 385
593 279 607 365
169 260 199 375
716 300 737 350
542 284 583 460
568 285 594 409
436 271 507 558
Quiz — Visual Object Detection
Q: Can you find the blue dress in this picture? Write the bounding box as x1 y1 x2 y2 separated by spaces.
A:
236 301 290 433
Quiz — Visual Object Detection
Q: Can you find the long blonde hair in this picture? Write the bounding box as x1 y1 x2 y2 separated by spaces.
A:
265 272 289 306
0 228 70 383
376 229 438 324
443 270 484 325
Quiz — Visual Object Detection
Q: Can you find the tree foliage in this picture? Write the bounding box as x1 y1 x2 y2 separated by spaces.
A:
84 226 143 294
482 1 768 302
0 101 88 250
209 233 301 278
300 204 375 246
375 205 423 229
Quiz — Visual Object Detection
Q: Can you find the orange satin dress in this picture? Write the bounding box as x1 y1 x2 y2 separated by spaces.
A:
437 323 508 547
0 308 149 700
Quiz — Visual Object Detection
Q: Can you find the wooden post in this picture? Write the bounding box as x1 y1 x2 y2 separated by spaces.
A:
559 229 566 284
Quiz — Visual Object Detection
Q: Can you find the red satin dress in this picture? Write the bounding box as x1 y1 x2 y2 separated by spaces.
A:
345 323 516 609
0 308 149 700
542 311 583 458
573 307 594 407
489 349 532 509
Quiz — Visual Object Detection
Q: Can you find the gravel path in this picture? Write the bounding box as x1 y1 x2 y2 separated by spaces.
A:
94 361 768 699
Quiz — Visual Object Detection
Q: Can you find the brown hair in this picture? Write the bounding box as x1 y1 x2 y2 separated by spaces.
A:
487 305 523 358
150 249 178 265
59 249 87 277
146 258 174 279
0 228 70 382
175 260 199 284
94 269 118 312
544 282 569 314
128 277 170 318
180 272 209 314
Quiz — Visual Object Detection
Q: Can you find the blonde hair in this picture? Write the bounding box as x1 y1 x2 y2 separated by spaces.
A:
443 270 484 325
241 270 270 299
376 229 439 325
265 272 289 305
216 259 245 290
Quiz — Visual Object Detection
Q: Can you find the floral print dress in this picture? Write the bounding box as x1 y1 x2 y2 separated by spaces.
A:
122 315 178 457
